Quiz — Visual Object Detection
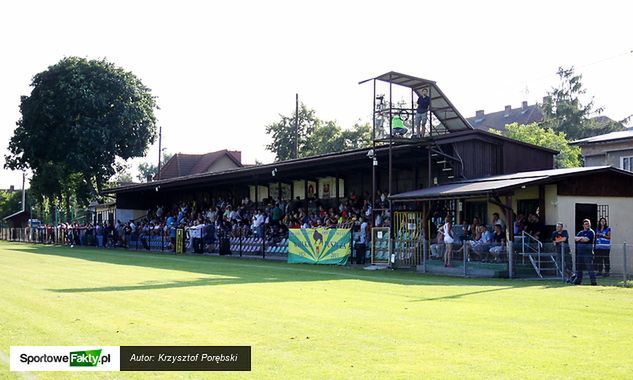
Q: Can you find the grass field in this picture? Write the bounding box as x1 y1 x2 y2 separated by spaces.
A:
1 241 632 379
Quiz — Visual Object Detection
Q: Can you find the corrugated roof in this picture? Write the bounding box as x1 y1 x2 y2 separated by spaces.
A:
571 129 633 145
390 166 630 201
360 72 473 133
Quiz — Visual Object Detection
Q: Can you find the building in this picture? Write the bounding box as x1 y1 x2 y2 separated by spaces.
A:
467 101 544 132
157 150 243 180
467 100 623 134
571 128 633 171
105 129 556 220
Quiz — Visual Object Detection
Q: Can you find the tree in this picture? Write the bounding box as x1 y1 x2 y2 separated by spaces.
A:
490 123 582 168
265 104 372 161
542 66 624 140
265 103 319 161
5 57 158 205
136 151 173 182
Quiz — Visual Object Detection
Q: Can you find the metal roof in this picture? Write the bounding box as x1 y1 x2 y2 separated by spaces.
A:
103 130 558 195
390 177 543 200
390 166 632 201
359 71 473 133
570 129 633 145
2 209 28 221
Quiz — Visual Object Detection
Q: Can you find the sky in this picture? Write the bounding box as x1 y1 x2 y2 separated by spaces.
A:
0 0 631 190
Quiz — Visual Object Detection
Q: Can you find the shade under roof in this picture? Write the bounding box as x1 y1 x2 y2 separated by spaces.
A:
360 71 473 133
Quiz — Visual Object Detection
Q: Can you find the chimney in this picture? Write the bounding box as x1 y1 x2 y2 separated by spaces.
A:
475 110 484 118
9 185 15 193
504 105 511 117
522 101 528 109
542 96 551 104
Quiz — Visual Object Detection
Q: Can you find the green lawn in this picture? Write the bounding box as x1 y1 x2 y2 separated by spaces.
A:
1 241 632 379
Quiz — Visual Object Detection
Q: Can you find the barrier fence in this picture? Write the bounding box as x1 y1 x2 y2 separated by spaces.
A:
1 227 629 286
0 226 290 259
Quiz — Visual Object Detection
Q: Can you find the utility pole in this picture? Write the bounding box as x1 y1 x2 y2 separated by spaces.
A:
21 172 26 212
157 125 162 180
295 93 299 159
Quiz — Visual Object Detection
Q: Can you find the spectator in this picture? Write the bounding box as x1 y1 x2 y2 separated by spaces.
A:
572 219 597 286
440 216 455 267
414 88 430 138
491 212 506 230
487 224 506 262
552 222 572 279
594 217 611 277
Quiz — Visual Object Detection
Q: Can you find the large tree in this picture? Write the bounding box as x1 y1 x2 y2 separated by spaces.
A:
265 104 372 161
5 57 158 205
542 66 624 141
491 123 582 168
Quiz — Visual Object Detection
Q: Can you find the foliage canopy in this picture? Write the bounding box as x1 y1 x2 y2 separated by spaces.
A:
265 103 372 161
490 122 582 168
5 57 158 205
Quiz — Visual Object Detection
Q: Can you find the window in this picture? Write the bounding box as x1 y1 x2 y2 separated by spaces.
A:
621 156 633 172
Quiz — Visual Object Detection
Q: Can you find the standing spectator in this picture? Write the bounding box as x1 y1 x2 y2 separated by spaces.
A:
551 223 572 279
573 219 597 286
414 88 430 138
594 217 611 277
513 214 526 235
95 222 104 247
525 213 543 240
441 216 455 267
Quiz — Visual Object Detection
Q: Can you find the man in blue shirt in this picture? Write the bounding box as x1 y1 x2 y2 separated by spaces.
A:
414 88 430 138
573 219 597 285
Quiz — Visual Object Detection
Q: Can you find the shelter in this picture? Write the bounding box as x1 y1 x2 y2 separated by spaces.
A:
2 210 29 228
391 166 633 277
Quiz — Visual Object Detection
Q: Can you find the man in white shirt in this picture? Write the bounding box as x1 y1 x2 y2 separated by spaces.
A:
190 220 206 254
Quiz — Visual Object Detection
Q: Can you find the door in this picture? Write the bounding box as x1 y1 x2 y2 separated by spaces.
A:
574 203 597 234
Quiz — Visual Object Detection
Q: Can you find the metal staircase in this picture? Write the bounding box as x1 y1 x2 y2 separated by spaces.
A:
517 232 562 278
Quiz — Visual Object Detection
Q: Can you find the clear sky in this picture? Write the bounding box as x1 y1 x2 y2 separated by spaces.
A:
1 0 631 189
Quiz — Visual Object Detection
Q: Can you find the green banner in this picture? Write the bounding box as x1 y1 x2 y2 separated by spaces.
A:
288 228 351 265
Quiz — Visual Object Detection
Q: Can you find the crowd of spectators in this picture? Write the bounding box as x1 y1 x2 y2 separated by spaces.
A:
22 191 394 253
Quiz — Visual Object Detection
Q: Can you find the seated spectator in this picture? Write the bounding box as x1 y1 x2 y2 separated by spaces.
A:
430 229 445 259
486 224 507 262
491 212 506 230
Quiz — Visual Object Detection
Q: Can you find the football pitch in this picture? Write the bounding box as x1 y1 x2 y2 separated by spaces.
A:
1 242 632 379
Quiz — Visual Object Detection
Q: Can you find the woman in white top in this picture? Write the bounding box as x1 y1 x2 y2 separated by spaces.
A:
441 216 455 267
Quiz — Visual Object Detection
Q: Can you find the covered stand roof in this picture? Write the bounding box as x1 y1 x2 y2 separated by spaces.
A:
390 166 633 201
359 71 473 133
